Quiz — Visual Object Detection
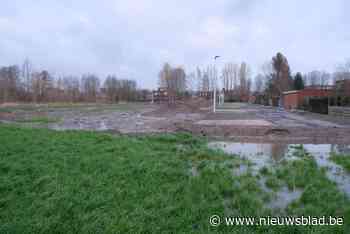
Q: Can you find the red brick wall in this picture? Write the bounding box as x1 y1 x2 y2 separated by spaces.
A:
283 89 332 110
300 89 332 98
284 92 300 109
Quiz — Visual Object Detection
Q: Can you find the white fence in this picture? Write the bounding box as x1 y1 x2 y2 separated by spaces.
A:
329 106 350 117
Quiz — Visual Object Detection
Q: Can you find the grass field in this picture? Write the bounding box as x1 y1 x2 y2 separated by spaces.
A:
0 124 349 233
15 116 62 124
0 103 149 113
331 153 350 173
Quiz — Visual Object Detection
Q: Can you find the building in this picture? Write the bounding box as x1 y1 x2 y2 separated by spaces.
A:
334 79 350 96
333 80 350 106
283 86 333 113
152 88 168 103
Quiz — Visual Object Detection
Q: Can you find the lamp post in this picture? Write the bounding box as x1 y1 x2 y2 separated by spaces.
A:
213 56 220 113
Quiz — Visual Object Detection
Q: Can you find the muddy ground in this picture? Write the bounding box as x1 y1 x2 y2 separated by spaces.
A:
0 100 207 134
188 102 350 144
1 100 350 144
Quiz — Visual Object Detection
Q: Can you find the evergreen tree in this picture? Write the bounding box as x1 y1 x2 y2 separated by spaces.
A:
294 72 305 90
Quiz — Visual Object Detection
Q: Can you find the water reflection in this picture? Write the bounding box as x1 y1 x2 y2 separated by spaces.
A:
209 142 350 197
271 144 288 162
209 142 350 162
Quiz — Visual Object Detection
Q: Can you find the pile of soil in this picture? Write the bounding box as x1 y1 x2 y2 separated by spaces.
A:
144 97 210 117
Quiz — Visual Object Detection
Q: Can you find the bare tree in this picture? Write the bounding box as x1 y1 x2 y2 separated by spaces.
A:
202 72 210 92
0 65 20 103
171 67 186 93
334 59 350 82
306 70 331 87
320 72 331 86
222 63 239 91
22 59 33 98
196 67 202 92
104 75 119 102
186 72 196 93
158 63 172 89
254 74 265 93
239 62 251 98
205 65 217 92
60 76 81 102
222 64 230 91
81 74 100 102
30 70 53 102
0 59 141 103
118 79 137 101
159 63 186 93
260 61 273 90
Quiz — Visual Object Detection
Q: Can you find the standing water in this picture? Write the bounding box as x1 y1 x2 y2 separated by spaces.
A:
209 142 350 196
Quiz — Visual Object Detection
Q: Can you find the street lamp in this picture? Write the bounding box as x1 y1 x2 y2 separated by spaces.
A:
213 56 220 113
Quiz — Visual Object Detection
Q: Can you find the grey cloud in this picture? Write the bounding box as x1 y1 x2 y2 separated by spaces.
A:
0 0 349 88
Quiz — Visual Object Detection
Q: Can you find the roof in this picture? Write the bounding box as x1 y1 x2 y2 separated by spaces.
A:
283 90 300 95
283 86 335 96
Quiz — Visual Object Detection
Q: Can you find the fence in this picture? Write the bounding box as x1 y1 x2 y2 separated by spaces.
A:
329 106 350 118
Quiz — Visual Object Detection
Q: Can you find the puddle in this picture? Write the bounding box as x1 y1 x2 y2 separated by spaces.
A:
190 166 199 177
302 144 350 196
45 110 173 133
209 142 289 171
232 164 249 177
50 120 110 131
258 176 303 210
209 142 350 197
267 187 303 210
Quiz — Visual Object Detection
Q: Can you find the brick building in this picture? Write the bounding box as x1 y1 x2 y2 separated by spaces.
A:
283 86 333 113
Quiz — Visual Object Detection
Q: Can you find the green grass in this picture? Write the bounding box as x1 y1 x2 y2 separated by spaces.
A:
268 152 350 223
264 176 282 191
0 103 148 114
0 105 38 113
16 116 62 124
330 153 350 172
0 124 349 233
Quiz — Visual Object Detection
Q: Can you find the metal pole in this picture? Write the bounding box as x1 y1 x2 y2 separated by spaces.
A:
213 56 220 113
213 76 216 113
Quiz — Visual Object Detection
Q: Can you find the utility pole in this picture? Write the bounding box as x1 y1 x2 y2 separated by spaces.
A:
213 56 220 113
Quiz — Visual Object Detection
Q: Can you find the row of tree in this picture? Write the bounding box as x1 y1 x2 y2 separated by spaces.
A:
158 63 187 94
254 54 350 96
2 55 349 104
159 62 252 98
159 54 350 105
0 60 139 103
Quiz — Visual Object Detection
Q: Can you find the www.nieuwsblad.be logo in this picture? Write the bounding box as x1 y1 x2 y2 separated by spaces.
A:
209 215 344 227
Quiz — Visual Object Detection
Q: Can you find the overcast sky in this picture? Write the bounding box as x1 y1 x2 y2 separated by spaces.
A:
0 0 349 88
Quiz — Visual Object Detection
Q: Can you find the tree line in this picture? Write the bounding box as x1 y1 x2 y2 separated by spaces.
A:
160 53 350 101
159 61 252 100
255 54 350 96
0 59 140 103
2 55 349 104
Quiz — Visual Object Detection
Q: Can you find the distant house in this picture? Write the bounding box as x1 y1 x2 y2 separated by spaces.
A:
198 91 212 99
222 89 250 103
152 88 168 103
136 89 152 102
283 86 334 114
248 95 256 104
334 80 350 95
333 80 350 106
